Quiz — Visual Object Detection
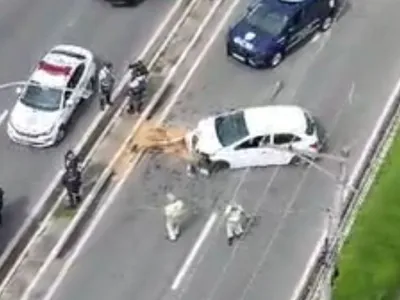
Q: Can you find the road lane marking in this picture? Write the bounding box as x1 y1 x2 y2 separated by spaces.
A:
290 229 327 300
289 77 400 300
169 13 335 297
175 57 350 300
171 212 218 290
0 110 8 126
40 0 230 298
348 81 355 104
0 0 192 297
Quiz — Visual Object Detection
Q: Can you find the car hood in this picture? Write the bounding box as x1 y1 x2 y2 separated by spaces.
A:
9 101 59 134
190 118 223 155
229 19 276 52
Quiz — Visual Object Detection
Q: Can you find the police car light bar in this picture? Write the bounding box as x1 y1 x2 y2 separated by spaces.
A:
38 61 72 76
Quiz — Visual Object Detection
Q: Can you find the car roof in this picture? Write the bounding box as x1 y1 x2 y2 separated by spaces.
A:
30 45 88 88
257 0 315 18
243 105 307 136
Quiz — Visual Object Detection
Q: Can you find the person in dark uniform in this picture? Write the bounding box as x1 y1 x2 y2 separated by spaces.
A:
63 150 82 208
0 188 4 226
127 60 149 114
64 150 82 173
98 62 115 111
62 167 82 209
128 60 149 80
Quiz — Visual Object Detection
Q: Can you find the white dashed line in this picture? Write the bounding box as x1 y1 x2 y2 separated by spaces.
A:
0 110 9 126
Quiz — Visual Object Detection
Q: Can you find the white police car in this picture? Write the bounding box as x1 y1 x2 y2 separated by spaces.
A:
186 105 324 170
7 45 96 147
227 0 337 68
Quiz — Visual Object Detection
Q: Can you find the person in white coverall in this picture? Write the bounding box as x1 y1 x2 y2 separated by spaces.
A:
164 193 187 241
224 204 249 246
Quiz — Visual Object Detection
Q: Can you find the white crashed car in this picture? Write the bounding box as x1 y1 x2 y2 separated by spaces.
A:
7 44 96 147
186 105 324 169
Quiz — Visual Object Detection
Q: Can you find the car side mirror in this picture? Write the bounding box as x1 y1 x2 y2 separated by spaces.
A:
15 87 22 95
288 144 293 151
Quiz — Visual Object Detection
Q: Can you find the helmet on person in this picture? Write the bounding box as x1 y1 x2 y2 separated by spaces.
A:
224 203 241 216
105 61 113 69
65 150 75 162
166 192 177 204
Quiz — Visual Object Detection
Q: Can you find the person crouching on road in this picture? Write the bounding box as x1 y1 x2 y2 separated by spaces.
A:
224 203 249 246
62 165 82 209
98 62 115 111
186 151 212 178
164 193 187 241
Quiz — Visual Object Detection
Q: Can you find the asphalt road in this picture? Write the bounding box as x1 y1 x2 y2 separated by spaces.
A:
51 0 400 299
0 0 174 250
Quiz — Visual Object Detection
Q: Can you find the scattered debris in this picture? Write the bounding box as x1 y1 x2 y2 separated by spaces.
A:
131 121 192 161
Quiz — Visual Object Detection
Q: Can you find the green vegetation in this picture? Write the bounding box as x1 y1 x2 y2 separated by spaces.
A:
53 204 76 219
334 132 400 300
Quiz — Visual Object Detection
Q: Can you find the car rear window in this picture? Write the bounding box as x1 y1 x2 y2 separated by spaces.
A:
51 50 86 60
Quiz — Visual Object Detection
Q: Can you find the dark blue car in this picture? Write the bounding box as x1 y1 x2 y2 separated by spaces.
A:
227 0 337 68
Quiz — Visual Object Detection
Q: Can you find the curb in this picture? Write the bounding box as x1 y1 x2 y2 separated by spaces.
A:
296 76 400 300
0 0 190 286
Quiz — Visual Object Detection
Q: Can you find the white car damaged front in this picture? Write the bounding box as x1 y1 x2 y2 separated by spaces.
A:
186 117 223 156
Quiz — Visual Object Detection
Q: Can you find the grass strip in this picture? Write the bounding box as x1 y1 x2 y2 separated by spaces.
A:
334 131 400 300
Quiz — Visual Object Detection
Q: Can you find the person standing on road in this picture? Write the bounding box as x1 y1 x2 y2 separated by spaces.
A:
224 203 249 246
98 62 115 111
64 150 82 173
126 60 149 114
164 193 187 241
62 165 82 209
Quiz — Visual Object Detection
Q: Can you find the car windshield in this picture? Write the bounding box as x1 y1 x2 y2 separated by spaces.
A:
20 83 62 112
215 111 249 147
246 4 289 36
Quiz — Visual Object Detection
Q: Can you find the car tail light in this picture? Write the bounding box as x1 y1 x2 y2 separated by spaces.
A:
310 143 319 150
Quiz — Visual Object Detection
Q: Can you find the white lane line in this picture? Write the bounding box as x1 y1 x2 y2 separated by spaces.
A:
162 0 246 291
40 1 228 299
289 229 327 300
0 0 188 295
348 81 355 104
171 212 218 290
170 10 334 296
289 72 400 300
0 110 9 126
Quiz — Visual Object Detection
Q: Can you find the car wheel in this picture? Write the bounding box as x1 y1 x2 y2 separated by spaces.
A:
212 160 230 173
56 125 66 143
270 52 283 68
320 16 333 32
226 45 231 57
289 155 301 166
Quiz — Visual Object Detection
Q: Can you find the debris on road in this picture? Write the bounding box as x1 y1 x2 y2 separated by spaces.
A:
131 121 192 161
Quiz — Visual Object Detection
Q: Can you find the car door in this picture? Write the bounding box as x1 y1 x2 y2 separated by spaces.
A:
63 64 85 120
306 0 328 31
229 135 272 168
286 5 319 51
286 9 307 51
272 133 302 164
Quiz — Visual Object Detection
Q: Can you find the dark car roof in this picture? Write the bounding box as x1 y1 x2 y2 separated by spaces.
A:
257 0 315 18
